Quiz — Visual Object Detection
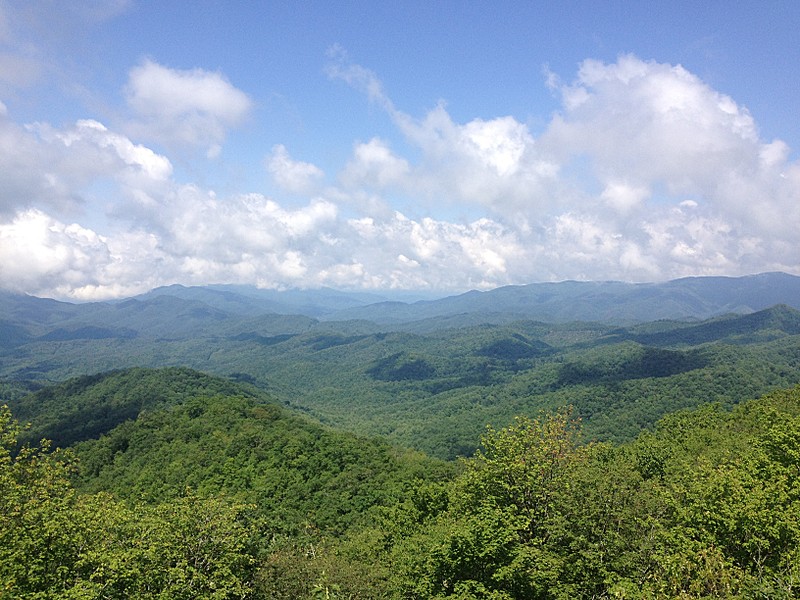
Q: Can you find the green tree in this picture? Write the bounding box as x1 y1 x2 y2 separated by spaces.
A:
391 409 584 598
0 404 257 599
0 404 86 597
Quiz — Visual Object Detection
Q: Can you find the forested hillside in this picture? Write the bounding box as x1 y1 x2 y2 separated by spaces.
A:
3 276 800 596
10 367 261 448
3 295 800 459
6 368 450 534
3 370 799 598
372 388 800 598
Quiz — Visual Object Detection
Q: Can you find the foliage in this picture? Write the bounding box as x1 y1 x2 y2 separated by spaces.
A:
10 366 264 448
0 360 800 600
71 387 450 536
385 411 582 598
368 352 437 381
5 300 800 460
0 404 258 599
381 387 800 598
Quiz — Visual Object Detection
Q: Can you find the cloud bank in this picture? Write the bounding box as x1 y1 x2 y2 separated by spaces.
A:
0 54 798 300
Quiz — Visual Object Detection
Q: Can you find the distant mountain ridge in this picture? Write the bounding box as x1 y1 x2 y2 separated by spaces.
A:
2 272 799 330
324 272 800 324
135 283 393 317
608 303 800 347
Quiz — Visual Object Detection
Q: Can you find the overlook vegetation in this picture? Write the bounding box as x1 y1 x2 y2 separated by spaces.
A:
2 370 799 598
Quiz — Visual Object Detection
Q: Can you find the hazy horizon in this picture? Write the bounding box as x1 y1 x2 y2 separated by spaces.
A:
7 270 797 305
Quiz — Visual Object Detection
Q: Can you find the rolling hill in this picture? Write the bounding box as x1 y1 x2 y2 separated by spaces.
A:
5 279 800 458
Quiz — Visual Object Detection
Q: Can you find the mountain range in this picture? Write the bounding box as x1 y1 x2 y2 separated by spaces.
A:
2 272 799 338
5 273 800 597
324 271 800 325
3 272 800 459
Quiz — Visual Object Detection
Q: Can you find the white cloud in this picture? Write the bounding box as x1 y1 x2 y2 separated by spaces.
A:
325 44 396 113
539 52 797 280
328 51 560 217
0 111 174 226
267 144 324 194
395 104 560 213
340 138 410 189
124 59 253 154
328 53 800 283
54 119 173 182
461 117 533 177
542 56 769 204
0 113 65 216
600 181 649 214
341 212 527 290
1 53 799 299
0 209 110 294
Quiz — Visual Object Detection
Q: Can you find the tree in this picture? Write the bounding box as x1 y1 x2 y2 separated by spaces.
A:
390 409 584 598
0 404 258 599
0 404 87 597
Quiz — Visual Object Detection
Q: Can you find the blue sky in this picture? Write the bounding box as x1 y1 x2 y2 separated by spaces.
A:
1 1 799 300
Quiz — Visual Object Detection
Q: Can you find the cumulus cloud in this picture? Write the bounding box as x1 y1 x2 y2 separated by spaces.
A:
339 212 526 290
600 181 649 215
124 59 253 155
544 55 799 258
0 113 66 216
0 207 179 300
0 209 112 296
542 56 778 207
328 52 559 217
0 109 174 221
340 138 410 190
46 119 173 183
1 53 799 299
267 144 325 194
329 52 799 282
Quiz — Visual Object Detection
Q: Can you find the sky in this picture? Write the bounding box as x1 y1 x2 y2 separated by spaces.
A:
0 1 799 300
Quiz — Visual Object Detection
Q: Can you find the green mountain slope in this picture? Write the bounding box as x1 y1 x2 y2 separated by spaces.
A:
3 366 800 598
8 367 450 537
375 386 800 598
10 367 262 448
617 304 800 346
5 304 800 460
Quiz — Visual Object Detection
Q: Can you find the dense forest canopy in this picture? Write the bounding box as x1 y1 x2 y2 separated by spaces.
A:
2 277 800 597
2 373 799 598
4 283 800 459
